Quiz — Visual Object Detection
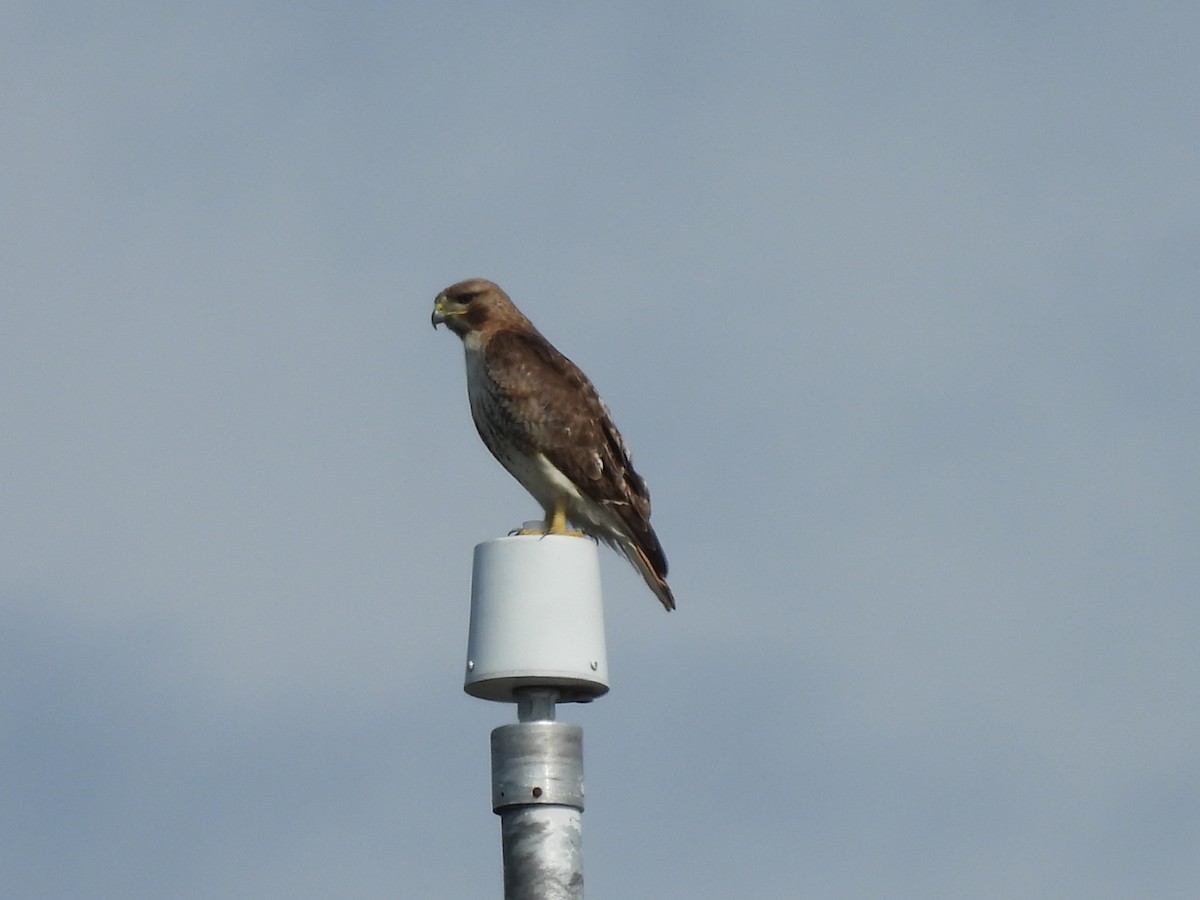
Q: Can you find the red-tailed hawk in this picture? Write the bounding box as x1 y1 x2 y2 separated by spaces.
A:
432 278 675 611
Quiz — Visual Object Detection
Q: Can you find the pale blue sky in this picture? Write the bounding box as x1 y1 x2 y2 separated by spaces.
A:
3 3 1198 897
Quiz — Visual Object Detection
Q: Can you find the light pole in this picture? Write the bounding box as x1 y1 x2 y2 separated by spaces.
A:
464 533 608 900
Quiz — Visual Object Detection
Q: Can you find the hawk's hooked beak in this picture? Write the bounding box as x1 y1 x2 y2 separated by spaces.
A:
431 294 466 330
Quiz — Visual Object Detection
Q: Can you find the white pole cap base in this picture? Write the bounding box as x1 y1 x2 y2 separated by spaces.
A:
464 534 609 703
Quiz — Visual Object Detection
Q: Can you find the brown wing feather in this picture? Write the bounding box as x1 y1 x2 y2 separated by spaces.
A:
483 328 668 579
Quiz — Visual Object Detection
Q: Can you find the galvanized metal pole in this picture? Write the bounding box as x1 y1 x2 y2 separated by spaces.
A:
492 689 585 899
464 534 608 900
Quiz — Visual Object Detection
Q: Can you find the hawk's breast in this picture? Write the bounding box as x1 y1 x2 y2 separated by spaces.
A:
463 342 568 512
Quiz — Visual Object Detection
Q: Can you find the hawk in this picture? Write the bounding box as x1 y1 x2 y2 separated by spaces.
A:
432 278 675 611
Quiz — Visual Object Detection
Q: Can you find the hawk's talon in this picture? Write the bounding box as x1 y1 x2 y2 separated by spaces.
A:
510 524 585 538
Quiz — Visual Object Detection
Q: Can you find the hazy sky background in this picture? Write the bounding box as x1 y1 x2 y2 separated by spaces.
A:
3 3 1198 897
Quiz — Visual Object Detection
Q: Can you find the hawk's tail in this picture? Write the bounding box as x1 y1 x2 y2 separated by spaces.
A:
619 533 676 612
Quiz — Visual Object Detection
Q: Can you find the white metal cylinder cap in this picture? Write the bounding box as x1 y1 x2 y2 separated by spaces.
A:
464 534 609 702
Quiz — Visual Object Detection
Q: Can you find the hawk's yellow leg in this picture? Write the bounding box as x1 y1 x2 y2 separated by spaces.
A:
546 495 584 536
515 495 583 538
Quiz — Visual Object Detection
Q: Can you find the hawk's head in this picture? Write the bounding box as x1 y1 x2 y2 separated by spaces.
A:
431 278 519 338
